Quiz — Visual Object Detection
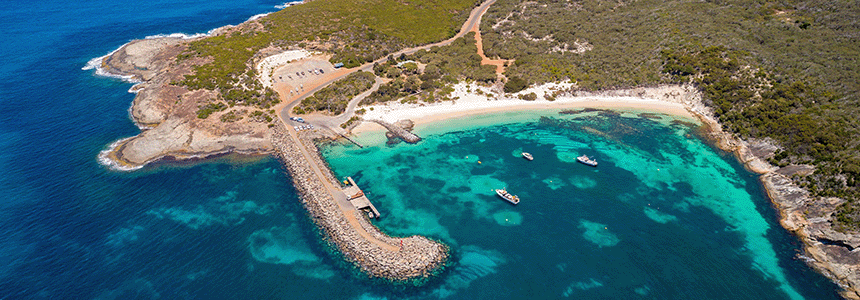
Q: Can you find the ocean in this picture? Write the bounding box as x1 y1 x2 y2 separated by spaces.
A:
0 0 843 299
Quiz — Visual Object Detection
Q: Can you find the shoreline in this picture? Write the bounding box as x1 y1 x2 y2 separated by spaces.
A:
353 83 699 134
353 100 695 134
348 82 860 299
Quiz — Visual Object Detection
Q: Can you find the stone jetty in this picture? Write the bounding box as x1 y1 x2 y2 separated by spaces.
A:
270 124 448 280
369 119 422 143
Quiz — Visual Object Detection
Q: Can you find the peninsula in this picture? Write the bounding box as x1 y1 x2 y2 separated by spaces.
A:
94 0 860 297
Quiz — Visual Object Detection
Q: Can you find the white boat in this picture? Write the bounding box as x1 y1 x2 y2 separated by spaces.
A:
495 188 520 205
577 154 598 167
522 152 533 161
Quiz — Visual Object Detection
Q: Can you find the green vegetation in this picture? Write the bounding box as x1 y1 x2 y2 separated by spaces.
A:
341 116 361 129
364 33 497 105
518 92 537 101
219 109 244 122
250 110 275 123
177 0 478 118
196 102 227 119
480 0 860 229
504 76 527 93
294 71 376 115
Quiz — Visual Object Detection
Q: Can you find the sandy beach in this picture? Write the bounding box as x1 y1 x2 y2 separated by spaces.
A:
352 82 701 133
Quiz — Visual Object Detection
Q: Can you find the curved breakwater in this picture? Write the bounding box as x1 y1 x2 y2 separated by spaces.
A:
270 124 449 280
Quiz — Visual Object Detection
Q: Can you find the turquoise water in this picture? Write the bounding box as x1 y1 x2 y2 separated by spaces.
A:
322 109 840 299
0 0 843 298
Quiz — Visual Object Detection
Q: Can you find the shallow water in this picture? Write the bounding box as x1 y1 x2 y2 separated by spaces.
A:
322 109 840 299
0 0 844 299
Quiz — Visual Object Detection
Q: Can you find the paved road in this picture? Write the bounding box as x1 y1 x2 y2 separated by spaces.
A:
301 77 385 134
274 0 499 129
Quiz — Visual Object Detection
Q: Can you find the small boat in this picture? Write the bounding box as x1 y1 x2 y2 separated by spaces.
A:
577 154 598 167
495 188 520 205
522 152 534 161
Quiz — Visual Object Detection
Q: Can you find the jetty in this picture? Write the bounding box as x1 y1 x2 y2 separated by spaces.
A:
369 120 422 143
344 177 381 218
338 132 364 148
270 123 447 280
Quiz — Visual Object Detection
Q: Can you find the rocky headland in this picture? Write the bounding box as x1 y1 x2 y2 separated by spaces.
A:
97 26 278 169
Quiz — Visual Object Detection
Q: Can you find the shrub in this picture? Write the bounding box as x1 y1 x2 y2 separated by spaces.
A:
519 92 537 101
504 76 528 93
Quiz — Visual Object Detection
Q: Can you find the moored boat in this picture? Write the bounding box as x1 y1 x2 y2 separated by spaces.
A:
495 188 520 205
522 152 533 161
577 154 598 167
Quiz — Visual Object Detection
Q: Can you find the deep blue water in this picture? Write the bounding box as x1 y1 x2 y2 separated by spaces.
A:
0 0 845 299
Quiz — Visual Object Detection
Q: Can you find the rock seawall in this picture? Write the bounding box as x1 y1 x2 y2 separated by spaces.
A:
270 124 448 281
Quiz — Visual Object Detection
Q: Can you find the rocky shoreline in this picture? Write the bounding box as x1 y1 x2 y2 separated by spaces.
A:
575 84 860 298
270 124 449 281
689 97 860 300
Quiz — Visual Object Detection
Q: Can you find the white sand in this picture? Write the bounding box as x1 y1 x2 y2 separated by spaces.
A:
257 50 311 88
354 82 704 133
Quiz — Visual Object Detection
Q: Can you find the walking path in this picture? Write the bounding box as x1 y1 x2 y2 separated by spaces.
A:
471 20 511 76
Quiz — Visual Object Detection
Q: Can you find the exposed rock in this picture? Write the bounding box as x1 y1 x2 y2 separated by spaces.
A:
369 119 421 143
394 119 415 131
102 37 187 81
704 110 860 299
100 34 275 168
776 165 816 177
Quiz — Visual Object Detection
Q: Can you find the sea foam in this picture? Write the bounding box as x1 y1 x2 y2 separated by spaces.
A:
82 50 140 83
275 1 304 9
98 136 143 171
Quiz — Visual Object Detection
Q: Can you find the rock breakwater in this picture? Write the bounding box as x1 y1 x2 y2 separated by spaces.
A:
270 124 448 281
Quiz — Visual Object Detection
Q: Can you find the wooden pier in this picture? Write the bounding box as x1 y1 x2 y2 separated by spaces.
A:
344 177 381 218
338 132 364 148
